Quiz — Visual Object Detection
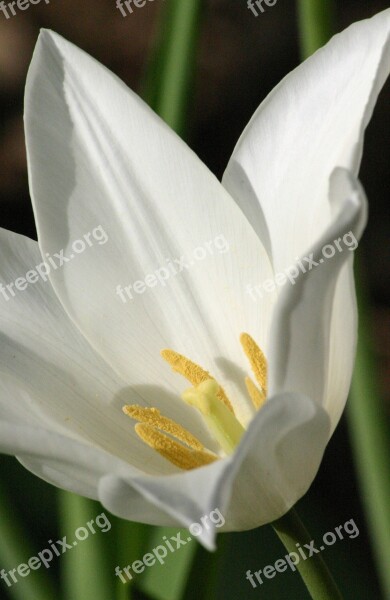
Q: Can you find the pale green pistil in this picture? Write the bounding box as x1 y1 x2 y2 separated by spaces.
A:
182 379 245 455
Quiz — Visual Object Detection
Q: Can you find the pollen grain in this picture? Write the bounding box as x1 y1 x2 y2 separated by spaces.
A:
135 423 218 470
123 405 204 451
161 349 234 413
240 333 268 396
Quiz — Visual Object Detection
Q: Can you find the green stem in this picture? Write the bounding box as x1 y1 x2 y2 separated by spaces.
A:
272 508 343 600
0 483 57 600
115 520 152 599
348 266 390 598
143 0 203 136
59 491 112 600
297 0 335 59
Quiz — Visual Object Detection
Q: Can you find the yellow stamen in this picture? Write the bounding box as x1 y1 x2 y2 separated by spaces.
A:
161 349 234 413
123 334 269 471
182 379 245 455
135 423 218 470
122 405 204 451
245 377 266 410
240 333 268 396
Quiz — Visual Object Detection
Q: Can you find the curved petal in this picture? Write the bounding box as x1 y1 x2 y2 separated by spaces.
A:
268 168 367 432
24 30 275 425
98 392 330 549
325 261 357 432
1 385 330 546
99 475 185 528
0 421 134 500
18 456 107 500
223 9 390 272
0 228 173 472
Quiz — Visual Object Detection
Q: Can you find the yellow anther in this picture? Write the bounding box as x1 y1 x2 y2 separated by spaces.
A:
245 377 266 410
161 349 234 413
182 379 245 455
122 405 204 451
240 333 268 396
124 334 269 471
135 423 218 470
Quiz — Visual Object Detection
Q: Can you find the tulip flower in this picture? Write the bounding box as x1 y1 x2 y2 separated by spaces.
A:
0 9 389 550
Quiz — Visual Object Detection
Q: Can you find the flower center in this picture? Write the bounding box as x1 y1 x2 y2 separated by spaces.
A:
122 332 267 471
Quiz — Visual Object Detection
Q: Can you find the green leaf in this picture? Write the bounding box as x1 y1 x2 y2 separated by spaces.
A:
137 527 196 600
0 483 57 600
297 0 335 60
348 263 390 599
180 534 227 600
142 0 204 137
114 519 153 599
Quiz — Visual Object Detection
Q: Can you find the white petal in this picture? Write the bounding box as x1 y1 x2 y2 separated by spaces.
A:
18 456 106 500
0 373 57 428
0 421 132 499
24 30 275 424
98 475 184 527
223 9 390 272
99 460 230 550
0 228 173 472
219 392 330 530
268 168 367 431
324 262 357 433
2 392 329 547
98 392 330 549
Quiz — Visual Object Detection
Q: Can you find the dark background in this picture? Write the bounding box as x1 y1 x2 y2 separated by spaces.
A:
0 1 389 598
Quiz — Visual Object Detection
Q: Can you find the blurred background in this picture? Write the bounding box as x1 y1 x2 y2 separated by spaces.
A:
0 0 389 598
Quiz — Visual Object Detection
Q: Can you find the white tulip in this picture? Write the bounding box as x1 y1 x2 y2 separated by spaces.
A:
0 9 389 550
